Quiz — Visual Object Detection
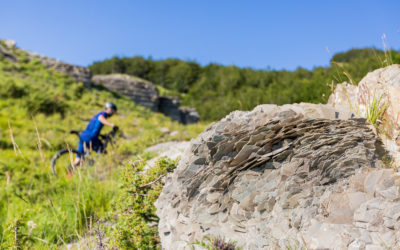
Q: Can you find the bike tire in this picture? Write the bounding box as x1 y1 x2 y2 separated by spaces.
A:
51 149 82 175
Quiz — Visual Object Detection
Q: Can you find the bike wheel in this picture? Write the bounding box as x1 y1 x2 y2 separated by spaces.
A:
51 149 82 176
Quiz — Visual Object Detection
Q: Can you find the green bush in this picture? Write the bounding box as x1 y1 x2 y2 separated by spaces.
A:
0 79 28 98
25 91 67 116
109 157 177 249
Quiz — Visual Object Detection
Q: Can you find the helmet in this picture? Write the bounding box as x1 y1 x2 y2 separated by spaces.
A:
105 102 117 113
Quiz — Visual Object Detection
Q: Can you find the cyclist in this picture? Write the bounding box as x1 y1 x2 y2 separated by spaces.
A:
71 102 118 169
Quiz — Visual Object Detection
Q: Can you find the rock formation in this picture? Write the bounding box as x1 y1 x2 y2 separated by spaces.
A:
0 42 17 62
156 103 400 249
92 74 200 124
92 74 159 111
329 65 400 162
34 55 91 88
158 97 200 124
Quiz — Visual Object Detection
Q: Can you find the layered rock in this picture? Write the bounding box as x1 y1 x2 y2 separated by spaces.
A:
158 97 200 125
0 42 17 62
156 103 400 249
92 74 159 111
92 74 200 123
35 55 91 87
329 65 400 162
158 97 182 121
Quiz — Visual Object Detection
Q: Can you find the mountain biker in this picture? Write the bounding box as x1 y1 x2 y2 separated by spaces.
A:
71 102 118 169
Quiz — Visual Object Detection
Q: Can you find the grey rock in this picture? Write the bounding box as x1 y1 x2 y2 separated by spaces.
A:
329 65 400 164
155 103 400 249
0 43 17 62
92 74 159 110
348 239 366 250
365 244 384 250
92 75 200 124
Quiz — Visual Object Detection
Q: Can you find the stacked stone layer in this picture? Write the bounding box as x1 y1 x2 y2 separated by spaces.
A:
92 74 159 111
156 104 400 249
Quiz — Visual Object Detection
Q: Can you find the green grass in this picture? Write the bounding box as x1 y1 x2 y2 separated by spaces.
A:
0 45 207 248
365 90 388 128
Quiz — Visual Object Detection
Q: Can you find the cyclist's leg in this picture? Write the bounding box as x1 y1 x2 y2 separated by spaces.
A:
91 137 103 153
73 140 85 166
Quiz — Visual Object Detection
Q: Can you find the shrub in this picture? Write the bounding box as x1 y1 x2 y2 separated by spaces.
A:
25 91 67 116
0 79 28 98
108 157 177 249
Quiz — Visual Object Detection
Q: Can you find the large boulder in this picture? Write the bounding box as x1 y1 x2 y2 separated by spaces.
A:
92 74 200 124
156 103 400 249
92 74 159 111
329 65 400 161
327 81 358 109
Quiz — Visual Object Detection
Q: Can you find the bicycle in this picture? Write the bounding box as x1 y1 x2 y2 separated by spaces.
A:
50 127 118 176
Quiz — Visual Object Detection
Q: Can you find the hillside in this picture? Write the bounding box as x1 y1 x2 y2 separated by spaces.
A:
3 40 400 249
0 41 206 248
90 48 400 120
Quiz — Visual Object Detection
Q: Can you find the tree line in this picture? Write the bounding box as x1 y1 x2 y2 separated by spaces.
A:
89 48 400 121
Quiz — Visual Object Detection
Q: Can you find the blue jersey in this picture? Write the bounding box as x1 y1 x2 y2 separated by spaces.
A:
80 111 108 141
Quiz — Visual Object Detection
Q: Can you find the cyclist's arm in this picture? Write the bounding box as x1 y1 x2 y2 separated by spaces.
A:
99 115 115 128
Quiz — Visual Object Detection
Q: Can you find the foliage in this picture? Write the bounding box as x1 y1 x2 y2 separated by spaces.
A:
90 48 400 121
0 45 206 248
364 90 388 128
191 236 240 250
108 157 177 249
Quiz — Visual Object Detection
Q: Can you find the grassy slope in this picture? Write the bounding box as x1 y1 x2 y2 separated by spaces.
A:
0 44 206 248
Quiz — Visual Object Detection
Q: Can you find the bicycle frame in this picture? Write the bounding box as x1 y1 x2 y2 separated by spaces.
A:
69 129 116 155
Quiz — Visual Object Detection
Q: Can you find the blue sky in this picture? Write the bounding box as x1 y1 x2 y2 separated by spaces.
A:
1 0 399 70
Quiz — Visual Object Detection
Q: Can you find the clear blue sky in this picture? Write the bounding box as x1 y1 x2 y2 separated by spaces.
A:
1 0 399 70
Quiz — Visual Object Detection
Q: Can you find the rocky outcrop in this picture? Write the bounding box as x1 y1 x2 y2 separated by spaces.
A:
156 103 400 249
328 81 358 110
158 97 182 121
179 107 200 125
329 65 400 162
0 40 18 62
158 97 200 124
92 74 200 123
35 56 91 87
92 74 159 111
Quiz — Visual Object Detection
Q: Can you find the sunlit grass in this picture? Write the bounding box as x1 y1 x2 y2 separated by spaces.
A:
0 46 207 248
